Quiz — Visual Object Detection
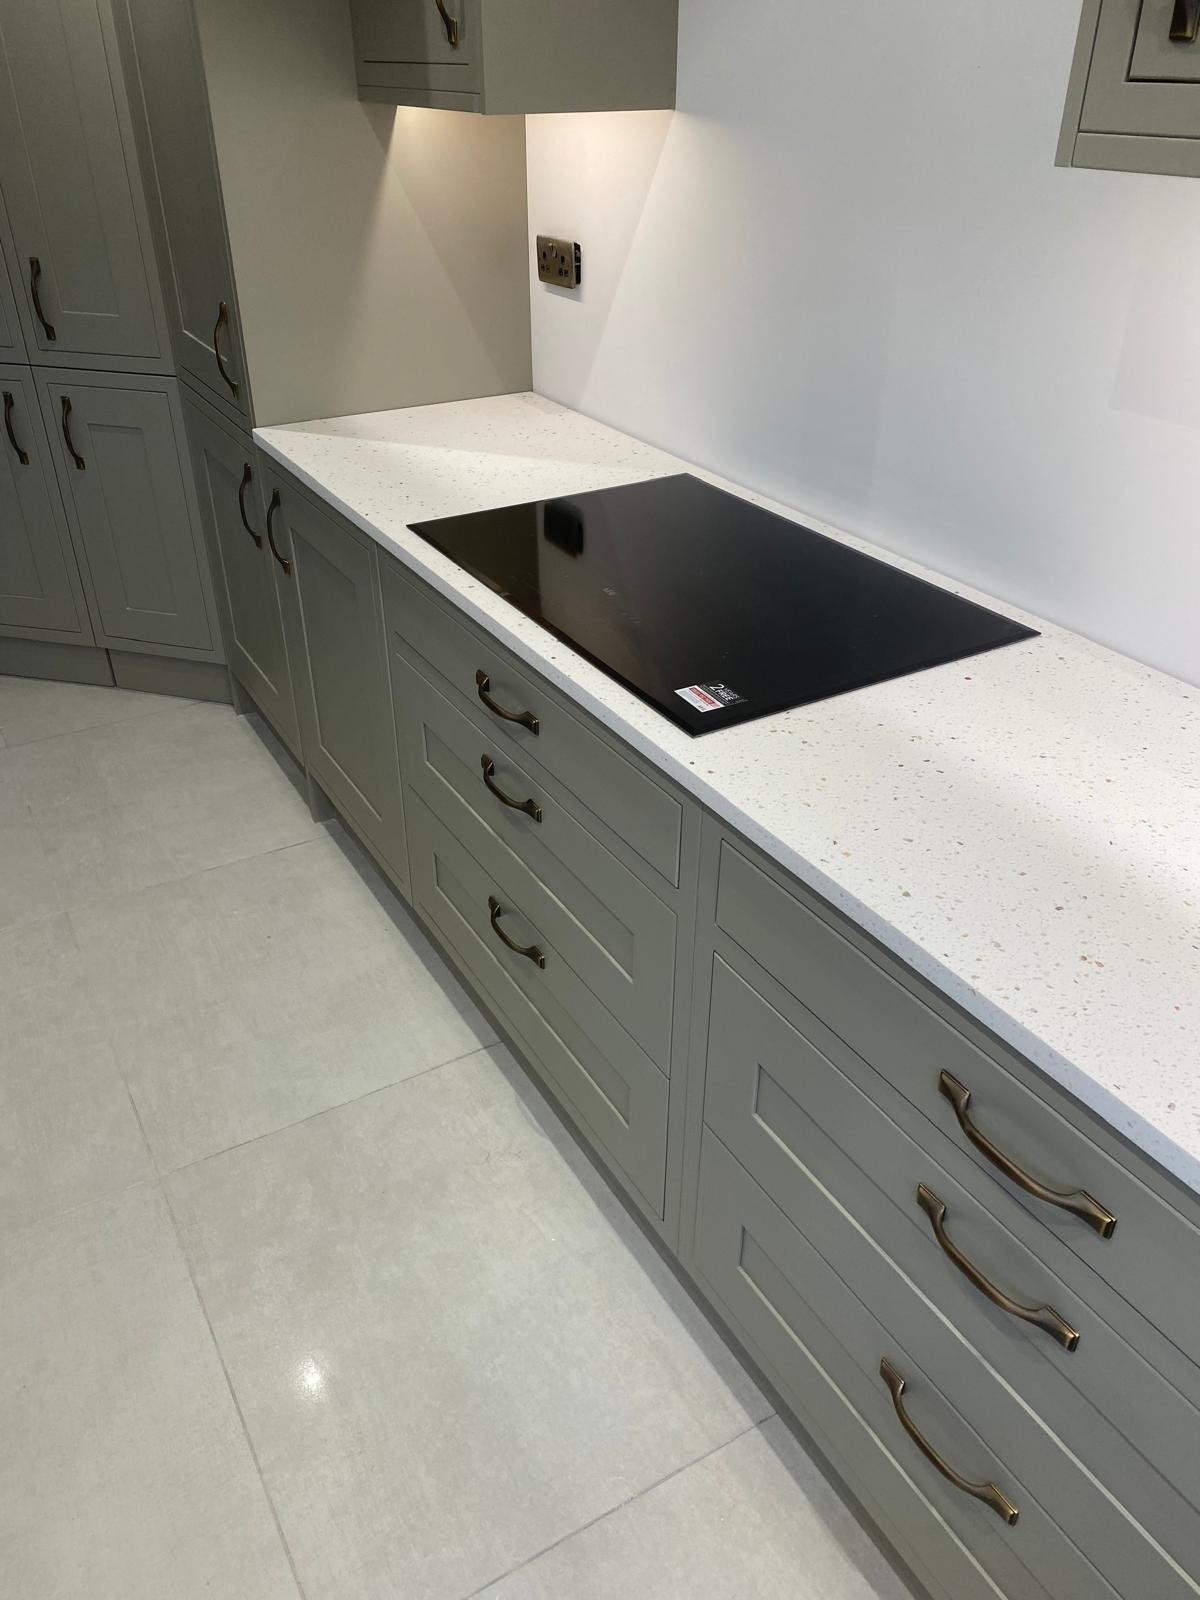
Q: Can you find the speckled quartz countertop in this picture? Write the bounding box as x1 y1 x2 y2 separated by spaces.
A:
256 392 1200 1194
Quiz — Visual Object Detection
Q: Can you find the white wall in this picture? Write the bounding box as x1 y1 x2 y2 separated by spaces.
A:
196 0 531 425
526 0 1200 686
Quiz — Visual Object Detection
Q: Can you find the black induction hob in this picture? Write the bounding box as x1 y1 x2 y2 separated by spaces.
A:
410 474 1038 736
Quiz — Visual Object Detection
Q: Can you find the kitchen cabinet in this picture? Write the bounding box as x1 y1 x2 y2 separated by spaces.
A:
184 391 297 754
351 0 678 113
260 467 408 886
41 371 219 657
0 0 170 366
0 249 26 360
1059 0 1200 176
0 365 92 641
114 0 250 420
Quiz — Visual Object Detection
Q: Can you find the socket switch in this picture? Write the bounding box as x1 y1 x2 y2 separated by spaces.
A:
537 235 582 290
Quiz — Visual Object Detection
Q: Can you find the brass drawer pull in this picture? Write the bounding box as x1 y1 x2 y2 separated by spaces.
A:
481 755 542 821
434 0 460 47
29 256 56 341
212 300 241 399
938 1071 1116 1239
917 1185 1079 1352
265 489 291 575
1170 0 1199 42
476 670 539 734
880 1358 1019 1527
487 896 545 968
238 464 263 548
3 391 29 465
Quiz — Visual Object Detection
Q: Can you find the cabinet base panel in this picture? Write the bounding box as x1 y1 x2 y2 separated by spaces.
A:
0 637 114 686
109 650 232 704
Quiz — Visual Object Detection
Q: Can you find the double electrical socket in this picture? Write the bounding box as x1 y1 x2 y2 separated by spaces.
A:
536 234 582 290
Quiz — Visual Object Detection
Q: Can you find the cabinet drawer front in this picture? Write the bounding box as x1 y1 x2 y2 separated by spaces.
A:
702 955 1200 1593
44 375 214 652
694 1131 1102 1600
382 562 683 887
1082 0 1200 137
393 647 676 1065
0 366 89 639
408 792 669 1216
713 834 1200 1361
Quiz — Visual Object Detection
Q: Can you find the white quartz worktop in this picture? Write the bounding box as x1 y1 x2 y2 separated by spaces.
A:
256 393 1200 1194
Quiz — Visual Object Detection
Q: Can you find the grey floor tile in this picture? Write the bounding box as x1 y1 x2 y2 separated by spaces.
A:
2 700 323 911
0 672 192 746
0 1182 301 1600
71 832 497 1169
0 915 154 1235
474 1417 917 1599
167 1048 769 1600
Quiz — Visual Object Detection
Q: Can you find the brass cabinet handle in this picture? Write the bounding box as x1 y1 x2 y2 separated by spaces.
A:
434 0 460 46
238 463 263 548
60 396 85 470
212 301 241 399
916 1185 1080 1352
481 755 542 822
487 896 545 968
880 1358 1019 1527
29 257 56 341
1170 0 1199 42
3 391 29 465
938 1072 1116 1239
476 670 539 734
265 489 291 575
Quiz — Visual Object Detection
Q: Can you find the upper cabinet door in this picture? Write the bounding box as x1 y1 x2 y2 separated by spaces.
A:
0 0 166 363
1062 0 1200 176
115 0 249 419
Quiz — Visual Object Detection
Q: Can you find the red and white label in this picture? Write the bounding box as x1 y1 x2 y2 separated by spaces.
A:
675 684 724 713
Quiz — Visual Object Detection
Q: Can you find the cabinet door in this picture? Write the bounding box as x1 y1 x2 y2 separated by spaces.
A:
351 0 482 106
0 0 164 362
42 373 217 654
0 245 26 359
185 397 297 753
1081 0 1200 139
0 365 91 639
264 469 407 883
115 0 249 418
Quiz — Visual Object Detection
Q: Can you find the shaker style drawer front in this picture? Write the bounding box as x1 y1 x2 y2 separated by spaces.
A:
693 1132 1102 1600
407 793 669 1215
1081 0 1200 136
391 646 677 1067
712 835 1200 1360
382 562 684 887
700 955 1200 1591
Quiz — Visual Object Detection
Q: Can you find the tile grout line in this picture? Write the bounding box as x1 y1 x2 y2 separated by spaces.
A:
153 1041 502 1181
159 1174 312 1600
0 695 202 751
459 1416 773 1600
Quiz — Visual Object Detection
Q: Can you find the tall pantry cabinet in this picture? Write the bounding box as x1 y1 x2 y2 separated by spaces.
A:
0 0 227 697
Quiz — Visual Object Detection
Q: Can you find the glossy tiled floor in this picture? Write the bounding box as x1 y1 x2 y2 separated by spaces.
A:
0 675 918 1600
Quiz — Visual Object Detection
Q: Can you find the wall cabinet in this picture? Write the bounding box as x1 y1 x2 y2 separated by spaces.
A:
261 469 408 886
41 371 217 656
1060 0 1200 176
351 0 678 114
0 251 26 360
114 0 249 421
185 392 297 754
0 365 92 641
0 0 169 365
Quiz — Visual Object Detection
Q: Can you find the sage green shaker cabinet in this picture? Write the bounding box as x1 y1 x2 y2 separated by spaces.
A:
0 247 26 359
351 0 678 113
1060 0 1200 176
113 0 250 421
40 370 219 657
0 0 169 366
0 365 92 641
261 466 408 889
184 392 298 755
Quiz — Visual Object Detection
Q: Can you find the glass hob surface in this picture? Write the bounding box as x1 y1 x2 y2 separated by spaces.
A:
410 474 1038 735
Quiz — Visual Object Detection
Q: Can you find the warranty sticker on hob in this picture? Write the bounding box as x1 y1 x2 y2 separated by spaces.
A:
675 682 748 713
